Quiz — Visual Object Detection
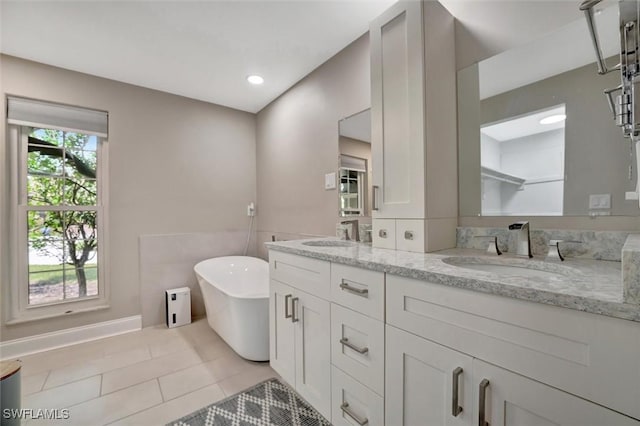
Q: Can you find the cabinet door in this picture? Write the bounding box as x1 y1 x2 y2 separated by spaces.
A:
269 280 295 386
473 359 640 426
370 0 425 219
386 325 473 426
294 290 331 420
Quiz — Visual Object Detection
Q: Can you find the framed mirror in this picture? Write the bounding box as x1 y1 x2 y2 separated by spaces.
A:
338 109 371 217
458 2 639 217
480 104 566 216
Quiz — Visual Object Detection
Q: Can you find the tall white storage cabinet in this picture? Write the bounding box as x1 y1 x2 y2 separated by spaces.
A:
370 0 458 252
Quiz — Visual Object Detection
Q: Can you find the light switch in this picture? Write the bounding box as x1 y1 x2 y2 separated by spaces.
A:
325 172 336 190
589 193 611 209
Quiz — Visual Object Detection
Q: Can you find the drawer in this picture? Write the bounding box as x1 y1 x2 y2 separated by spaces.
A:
331 263 385 321
331 366 384 426
269 251 330 299
395 219 425 252
331 304 384 395
386 274 640 420
372 219 395 249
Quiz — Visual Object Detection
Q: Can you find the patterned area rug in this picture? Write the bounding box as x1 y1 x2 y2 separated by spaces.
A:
167 378 331 426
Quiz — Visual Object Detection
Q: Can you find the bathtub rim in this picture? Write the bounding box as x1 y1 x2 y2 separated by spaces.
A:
194 255 268 300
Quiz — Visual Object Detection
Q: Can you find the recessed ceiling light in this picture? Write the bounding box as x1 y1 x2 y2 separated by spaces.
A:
539 114 566 125
247 75 264 85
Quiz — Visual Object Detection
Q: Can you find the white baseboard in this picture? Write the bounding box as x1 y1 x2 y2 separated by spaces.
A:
0 315 142 360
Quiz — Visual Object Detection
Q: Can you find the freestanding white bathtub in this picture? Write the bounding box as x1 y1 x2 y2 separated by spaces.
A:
194 256 269 361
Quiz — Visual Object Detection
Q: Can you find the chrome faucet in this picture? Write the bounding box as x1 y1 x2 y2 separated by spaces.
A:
473 235 502 255
340 220 359 242
546 240 582 262
508 221 532 258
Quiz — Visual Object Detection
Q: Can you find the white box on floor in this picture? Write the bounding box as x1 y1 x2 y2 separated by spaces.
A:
165 287 191 328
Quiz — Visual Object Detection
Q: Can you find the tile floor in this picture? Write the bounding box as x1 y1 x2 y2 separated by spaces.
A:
13 318 277 425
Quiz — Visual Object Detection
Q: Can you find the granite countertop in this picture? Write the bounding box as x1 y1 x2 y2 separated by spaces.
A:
265 238 640 323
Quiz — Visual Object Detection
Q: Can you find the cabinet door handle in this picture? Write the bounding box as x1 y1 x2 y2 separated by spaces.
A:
291 297 299 323
339 337 369 354
284 294 292 319
452 367 463 417
478 379 490 426
340 402 368 425
372 185 379 211
339 281 369 297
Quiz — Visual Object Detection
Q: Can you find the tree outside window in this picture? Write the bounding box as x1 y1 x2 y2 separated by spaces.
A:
26 128 99 305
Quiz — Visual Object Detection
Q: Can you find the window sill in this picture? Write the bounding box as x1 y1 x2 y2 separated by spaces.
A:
5 303 110 325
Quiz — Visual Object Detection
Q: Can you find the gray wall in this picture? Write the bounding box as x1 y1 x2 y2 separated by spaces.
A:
255 35 371 259
0 55 257 340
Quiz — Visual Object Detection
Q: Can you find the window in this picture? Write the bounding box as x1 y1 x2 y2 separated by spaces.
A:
7 97 109 322
338 155 367 217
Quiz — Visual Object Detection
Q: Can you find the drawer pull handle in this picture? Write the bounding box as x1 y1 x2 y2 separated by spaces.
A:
340 402 368 425
478 379 490 426
284 294 292 319
339 337 369 354
291 297 299 323
452 367 463 417
404 231 414 240
339 281 369 297
378 229 387 238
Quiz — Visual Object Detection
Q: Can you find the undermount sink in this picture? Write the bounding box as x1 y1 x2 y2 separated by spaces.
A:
302 240 356 247
442 256 576 279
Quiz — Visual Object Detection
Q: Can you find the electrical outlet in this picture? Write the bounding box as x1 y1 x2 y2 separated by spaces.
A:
589 194 611 209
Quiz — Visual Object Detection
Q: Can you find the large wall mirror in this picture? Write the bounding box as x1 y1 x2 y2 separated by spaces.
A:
458 3 639 217
338 109 371 217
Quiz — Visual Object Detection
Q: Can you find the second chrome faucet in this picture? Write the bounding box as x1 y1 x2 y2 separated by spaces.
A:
508 221 533 258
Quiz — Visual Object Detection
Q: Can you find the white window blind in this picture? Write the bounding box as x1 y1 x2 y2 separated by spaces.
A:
7 97 108 137
339 154 366 172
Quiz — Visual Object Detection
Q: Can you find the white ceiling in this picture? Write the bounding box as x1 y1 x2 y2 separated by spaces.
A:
481 105 566 141
439 0 592 69
0 0 395 113
1 1 608 114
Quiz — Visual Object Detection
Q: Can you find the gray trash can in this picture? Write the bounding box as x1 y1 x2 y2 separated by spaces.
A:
1 360 21 426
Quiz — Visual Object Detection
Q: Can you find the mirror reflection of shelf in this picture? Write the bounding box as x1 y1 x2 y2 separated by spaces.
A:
481 166 525 186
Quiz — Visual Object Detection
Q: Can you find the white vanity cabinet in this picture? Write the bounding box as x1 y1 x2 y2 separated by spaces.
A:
370 0 457 252
269 252 386 425
330 263 386 426
473 359 640 426
386 274 640 423
387 325 639 426
269 249 640 425
269 252 332 419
